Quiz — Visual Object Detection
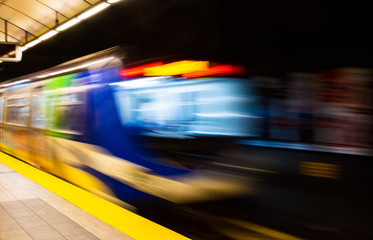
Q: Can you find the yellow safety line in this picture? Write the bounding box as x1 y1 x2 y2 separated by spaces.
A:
0 152 190 240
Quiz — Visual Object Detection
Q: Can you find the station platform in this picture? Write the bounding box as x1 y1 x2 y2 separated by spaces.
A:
0 152 189 240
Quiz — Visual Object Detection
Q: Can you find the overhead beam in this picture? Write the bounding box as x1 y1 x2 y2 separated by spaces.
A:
4 20 7 42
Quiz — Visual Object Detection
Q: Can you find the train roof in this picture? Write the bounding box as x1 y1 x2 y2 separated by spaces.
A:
1 46 125 89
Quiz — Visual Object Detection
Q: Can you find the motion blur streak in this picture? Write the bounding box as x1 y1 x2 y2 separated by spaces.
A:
143 60 209 76
182 65 245 78
119 62 164 77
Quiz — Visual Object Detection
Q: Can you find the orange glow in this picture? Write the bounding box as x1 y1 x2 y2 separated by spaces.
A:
182 65 245 78
143 61 209 76
119 62 164 77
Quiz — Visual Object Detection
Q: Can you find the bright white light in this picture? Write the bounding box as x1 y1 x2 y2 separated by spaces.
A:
56 18 81 31
1 79 30 88
77 3 110 20
1 83 12 87
14 79 30 85
18 3 111 53
110 77 170 88
39 30 58 41
194 113 258 118
21 39 41 51
187 131 250 136
78 57 115 69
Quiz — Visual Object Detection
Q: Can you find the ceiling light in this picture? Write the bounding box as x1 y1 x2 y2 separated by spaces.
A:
56 18 81 31
39 30 58 41
77 3 110 20
21 39 41 51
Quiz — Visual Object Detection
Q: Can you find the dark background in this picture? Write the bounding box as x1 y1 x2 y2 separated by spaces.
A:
1 0 373 81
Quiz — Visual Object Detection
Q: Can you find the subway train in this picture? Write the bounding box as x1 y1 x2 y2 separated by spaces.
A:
0 46 258 207
1 46 372 207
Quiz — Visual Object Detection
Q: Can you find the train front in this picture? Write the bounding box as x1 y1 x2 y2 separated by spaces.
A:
109 60 268 204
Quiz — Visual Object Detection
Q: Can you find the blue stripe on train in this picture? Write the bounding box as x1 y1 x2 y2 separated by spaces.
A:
86 67 189 177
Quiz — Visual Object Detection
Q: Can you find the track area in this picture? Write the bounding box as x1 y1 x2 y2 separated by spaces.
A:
1 151 372 240
139 174 373 240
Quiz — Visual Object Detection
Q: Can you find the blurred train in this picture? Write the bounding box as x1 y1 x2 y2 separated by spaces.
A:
1 46 372 207
0 46 258 206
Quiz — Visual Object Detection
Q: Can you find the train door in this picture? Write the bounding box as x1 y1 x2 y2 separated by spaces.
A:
41 84 88 177
2 91 32 162
29 86 49 169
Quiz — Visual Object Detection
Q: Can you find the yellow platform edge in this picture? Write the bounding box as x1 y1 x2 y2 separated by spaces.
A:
0 152 190 240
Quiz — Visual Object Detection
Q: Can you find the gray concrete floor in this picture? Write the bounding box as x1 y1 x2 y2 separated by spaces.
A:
0 162 132 240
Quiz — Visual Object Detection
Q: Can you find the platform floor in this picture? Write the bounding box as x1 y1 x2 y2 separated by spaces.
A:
0 152 189 240
0 162 132 240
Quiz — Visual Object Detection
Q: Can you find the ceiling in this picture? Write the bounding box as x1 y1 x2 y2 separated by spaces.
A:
0 0 102 45
1 0 373 81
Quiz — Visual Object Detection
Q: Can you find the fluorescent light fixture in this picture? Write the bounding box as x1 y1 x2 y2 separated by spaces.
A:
18 3 111 53
21 39 41 51
56 18 81 31
77 2 110 20
39 30 58 41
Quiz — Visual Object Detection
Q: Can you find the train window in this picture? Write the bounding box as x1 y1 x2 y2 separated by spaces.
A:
7 98 28 105
6 97 30 126
60 92 84 104
112 78 257 138
31 92 46 128
49 91 85 134
0 97 4 122
6 106 30 126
